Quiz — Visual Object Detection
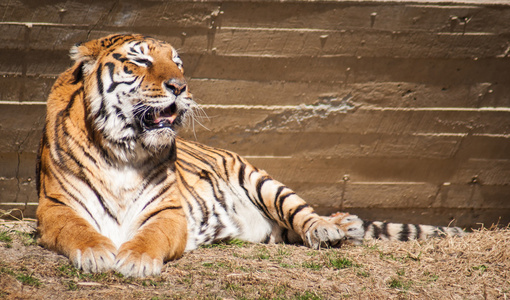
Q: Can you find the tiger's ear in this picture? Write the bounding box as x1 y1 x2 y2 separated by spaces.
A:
69 34 131 74
69 38 103 75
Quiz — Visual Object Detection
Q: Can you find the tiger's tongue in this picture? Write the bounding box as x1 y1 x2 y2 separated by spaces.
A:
154 113 177 124
154 108 177 124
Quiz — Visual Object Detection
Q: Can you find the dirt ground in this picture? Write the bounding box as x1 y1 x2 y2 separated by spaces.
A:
0 219 508 300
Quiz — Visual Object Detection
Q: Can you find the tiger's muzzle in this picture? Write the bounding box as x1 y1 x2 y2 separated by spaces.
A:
137 102 187 131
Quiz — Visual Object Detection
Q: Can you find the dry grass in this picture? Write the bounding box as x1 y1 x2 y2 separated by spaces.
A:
0 220 509 299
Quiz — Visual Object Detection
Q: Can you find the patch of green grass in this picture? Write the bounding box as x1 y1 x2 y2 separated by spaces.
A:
201 238 250 249
273 284 288 297
279 262 296 268
328 256 354 270
226 239 249 247
64 280 78 291
224 282 244 292
472 265 488 274
423 271 439 282
276 247 291 257
0 265 15 276
0 231 13 248
396 269 406 276
365 244 379 251
56 263 126 283
302 261 323 271
295 290 322 300
357 270 370 278
1 263 42 288
17 273 41 287
57 263 85 279
177 273 193 286
16 231 38 246
142 279 164 287
201 261 232 271
379 252 397 261
256 248 271 260
387 277 412 290
0 231 12 243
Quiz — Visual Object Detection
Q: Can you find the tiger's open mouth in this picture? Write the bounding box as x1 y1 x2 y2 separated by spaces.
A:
139 103 185 131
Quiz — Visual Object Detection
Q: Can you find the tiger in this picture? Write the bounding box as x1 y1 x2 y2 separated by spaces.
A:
36 34 464 278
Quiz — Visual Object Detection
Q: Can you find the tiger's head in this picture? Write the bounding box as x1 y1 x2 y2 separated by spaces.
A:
70 34 194 159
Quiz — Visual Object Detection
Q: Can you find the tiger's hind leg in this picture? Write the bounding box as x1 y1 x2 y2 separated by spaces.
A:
298 213 364 249
115 207 187 277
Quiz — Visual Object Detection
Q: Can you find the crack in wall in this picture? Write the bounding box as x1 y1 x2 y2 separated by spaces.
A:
12 130 33 209
249 93 357 132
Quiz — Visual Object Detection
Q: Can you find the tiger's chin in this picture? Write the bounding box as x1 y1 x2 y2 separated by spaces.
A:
135 102 187 154
140 128 178 152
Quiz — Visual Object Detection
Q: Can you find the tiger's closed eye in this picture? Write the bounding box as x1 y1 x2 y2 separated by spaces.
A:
123 65 133 74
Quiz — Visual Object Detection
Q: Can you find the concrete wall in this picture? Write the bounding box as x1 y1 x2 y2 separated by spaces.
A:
1 0 509 228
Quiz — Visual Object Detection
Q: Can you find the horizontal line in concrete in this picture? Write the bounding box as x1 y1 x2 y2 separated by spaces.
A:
0 21 89 28
473 133 510 138
203 104 510 112
2 101 509 113
412 133 468 137
0 101 47 105
244 155 293 159
221 26 498 36
350 181 428 185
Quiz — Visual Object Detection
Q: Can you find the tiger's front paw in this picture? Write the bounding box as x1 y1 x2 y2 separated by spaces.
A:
115 247 163 278
327 212 364 245
69 241 117 273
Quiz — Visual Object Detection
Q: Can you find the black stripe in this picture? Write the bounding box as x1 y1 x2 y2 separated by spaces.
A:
302 217 315 231
46 195 66 206
288 204 309 230
255 176 272 219
141 184 173 211
140 206 182 227
177 172 209 230
104 62 137 93
414 224 422 240
36 125 48 194
42 179 101 230
50 131 119 226
71 62 84 84
177 144 217 171
276 192 296 223
372 223 381 239
133 58 152 67
96 63 104 95
363 220 373 232
200 170 228 211
112 53 127 63
399 223 410 241
273 186 285 222
382 222 390 239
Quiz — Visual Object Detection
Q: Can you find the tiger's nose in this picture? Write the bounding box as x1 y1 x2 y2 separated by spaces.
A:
164 78 187 96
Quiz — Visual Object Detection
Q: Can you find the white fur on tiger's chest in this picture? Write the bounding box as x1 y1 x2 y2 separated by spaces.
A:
85 165 159 248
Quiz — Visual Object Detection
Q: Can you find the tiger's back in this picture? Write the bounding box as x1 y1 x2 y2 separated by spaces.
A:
36 34 464 278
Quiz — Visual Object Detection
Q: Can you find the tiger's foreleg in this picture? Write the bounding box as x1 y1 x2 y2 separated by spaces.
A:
37 197 118 273
115 207 187 277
